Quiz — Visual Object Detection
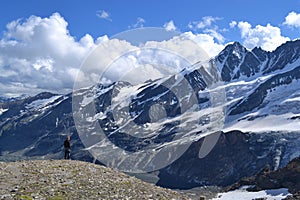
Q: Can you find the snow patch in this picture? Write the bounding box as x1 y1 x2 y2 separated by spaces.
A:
80 85 114 107
25 95 62 111
283 96 300 103
111 84 143 108
213 187 291 200
232 50 241 60
224 113 300 133
0 108 8 115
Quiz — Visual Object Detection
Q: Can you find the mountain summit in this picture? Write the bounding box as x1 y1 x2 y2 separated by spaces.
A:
216 40 300 82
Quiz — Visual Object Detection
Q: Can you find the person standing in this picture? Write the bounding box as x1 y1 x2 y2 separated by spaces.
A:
64 136 71 159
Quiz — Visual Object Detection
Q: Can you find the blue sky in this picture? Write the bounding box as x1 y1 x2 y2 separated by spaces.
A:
1 0 300 43
1 0 300 97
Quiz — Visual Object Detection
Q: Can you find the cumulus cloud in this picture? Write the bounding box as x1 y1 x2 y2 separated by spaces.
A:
144 35 209 65
237 21 290 51
0 12 107 97
182 32 225 57
203 29 225 44
96 10 112 21
283 11 300 28
77 32 217 88
75 39 138 88
0 13 226 97
163 20 177 31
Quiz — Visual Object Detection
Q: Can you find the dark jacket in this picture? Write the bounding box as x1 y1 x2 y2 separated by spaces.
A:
64 139 71 149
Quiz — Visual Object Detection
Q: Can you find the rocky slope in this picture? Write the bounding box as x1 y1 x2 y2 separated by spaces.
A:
0 160 190 200
225 157 300 199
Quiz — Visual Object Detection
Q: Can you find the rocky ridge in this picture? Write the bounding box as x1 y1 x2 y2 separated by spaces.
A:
0 160 190 200
225 157 300 199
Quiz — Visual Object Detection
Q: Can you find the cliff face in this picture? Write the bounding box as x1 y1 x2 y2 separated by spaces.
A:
157 130 300 189
0 160 189 199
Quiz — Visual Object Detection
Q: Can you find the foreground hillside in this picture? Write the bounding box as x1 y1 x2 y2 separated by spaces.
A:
0 160 190 200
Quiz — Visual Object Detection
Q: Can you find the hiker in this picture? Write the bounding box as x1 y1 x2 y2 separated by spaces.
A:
64 136 71 159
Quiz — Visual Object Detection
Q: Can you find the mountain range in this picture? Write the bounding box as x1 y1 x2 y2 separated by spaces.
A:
1 39 300 190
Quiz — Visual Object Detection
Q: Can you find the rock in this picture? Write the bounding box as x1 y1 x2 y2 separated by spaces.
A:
10 188 17 192
225 157 300 196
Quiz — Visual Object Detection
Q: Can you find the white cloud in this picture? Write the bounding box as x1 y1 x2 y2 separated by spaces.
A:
0 12 107 97
129 17 146 29
229 21 237 28
96 10 112 21
238 21 252 37
163 20 177 31
203 29 225 43
76 30 227 89
144 35 209 64
78 34 212 88
188 16 221 30
283 11 300 28
0 13 225 97
237 21 290 51
182 32 225 57
187 16 225 50
76 39 139 88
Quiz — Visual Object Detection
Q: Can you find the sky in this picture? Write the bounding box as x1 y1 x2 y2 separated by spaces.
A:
1 0 300 97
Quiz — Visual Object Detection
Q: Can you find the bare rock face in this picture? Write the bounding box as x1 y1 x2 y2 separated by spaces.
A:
0 160 190 199
225 157 300 198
